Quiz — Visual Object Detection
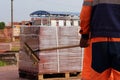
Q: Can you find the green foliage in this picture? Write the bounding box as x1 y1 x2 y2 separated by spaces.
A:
0 22 5 29
0 60 7 66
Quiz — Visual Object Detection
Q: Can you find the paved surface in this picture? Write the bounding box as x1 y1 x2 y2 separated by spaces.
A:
0 65 81 80
0 65 28 80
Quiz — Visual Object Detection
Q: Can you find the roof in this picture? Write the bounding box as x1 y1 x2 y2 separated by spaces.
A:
30 10 79 17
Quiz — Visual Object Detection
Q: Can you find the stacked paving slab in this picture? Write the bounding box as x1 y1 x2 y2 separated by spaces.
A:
19 26 82 74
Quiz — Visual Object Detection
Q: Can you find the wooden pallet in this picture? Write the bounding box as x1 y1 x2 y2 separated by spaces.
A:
38 72 81 80
19 70 81 80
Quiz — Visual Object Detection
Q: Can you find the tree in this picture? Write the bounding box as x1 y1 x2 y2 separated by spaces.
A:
0 22 5 29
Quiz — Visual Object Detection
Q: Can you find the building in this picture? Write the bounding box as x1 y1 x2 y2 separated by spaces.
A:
30 10 80 26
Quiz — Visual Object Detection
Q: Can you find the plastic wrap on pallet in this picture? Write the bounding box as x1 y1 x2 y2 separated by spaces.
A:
19 26 82 74
19 60 38 73
39 52 58 73
59 51 82 72
20 26 40 34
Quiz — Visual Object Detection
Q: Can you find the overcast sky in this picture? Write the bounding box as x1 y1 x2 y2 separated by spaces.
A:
0 0 83 24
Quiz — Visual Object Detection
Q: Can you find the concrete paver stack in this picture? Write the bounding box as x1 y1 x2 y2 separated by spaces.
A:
19 26 82 79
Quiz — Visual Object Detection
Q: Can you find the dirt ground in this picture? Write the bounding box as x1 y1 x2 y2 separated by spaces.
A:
0 65 28 80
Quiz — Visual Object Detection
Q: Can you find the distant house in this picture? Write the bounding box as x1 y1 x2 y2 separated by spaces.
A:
30 10 80 26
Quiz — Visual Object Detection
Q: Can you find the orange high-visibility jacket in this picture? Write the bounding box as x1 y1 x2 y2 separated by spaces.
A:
80 0 92 39
80 0 120 38
80 0 120 80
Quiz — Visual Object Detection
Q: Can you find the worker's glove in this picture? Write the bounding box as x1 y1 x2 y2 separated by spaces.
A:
79 34 89 48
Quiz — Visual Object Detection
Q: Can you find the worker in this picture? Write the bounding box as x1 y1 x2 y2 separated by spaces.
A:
79 0 120 80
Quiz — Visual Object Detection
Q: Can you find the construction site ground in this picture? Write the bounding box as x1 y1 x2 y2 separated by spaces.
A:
0 65 81 80
0 65 28 80
0 41 81 80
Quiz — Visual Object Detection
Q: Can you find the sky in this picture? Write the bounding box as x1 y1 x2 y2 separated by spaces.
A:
0 0 83 24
